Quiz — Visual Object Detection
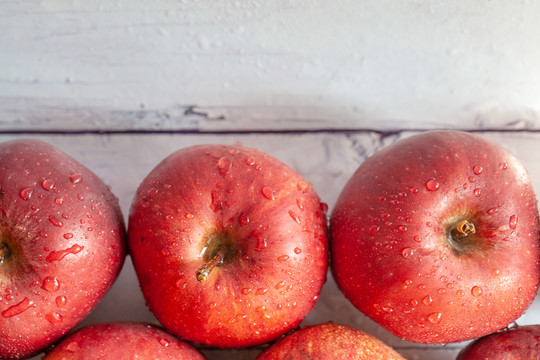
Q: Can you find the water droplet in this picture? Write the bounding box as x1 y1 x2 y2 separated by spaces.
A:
294 247 302 254
63 233 73 239
471 286 482 297
275 281 286 289
261 186 275 200
422 295 433 305
242 288 252 295
159 338 169 347
368 225 380 236
55 198 63 205
210 190 223 212
65 341 80 353
398 225 407 232
427 312 442 324
42 179 54 191
487 208 496 215
251 230 267 250
473 188 481 197
19 188 33 200
255 288 268 295
401 247 414 259
509 215 518 229
1 297 34 318
218 157 232 177
55 295 67 307
46 244 84 262
239 213 250 225
277 255 289 262
69 174 82 183
45 311 63 324
499 162 508 170
440 276 448 283
48 215 63 227
246 157 256 166
425 179 440 191
473 165 483 175
288 210 301 224
413 235 421 242
42 276 60 292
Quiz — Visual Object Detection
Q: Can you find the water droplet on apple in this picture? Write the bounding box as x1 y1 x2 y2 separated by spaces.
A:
42 276 60 292
277 255 289 262
1 297 34 318
473 165 483 175
398 225 407 232
487 208 496 215
296 198 304 210
473 188 481 197
294 247 302 254
288 210 301 224
422 295 433 305
251 230 267 250
471 286 482 297
427 312 442 324
440 276 448 283
69 174 83 183
246 157 256 166
65 341 80 352
218 157 232 177
261 186 275 200
63 233 73 239
241 288 252 295
45 311 63 324
159 338 170 347
46 244 84 262
425 179 440 191
499 162 508 170
19 188 33 200
210 190 223 212
369 225 380 236
255 288 268 295
509 214 518 229
239 213 250 225
55 295 67 307
275 281 286 289
48 215 63 227
401 247 414 259
42 179 54 191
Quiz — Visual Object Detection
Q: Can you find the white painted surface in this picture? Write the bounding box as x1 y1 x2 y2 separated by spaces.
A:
2 1 540 129
2 1 540 359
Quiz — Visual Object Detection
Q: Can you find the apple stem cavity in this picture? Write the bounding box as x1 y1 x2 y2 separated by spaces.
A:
196 247 227 283
447 219 478 255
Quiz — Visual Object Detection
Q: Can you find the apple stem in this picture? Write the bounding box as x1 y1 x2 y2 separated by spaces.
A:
0 242 7 265
456 220 475 236
196 248 227 283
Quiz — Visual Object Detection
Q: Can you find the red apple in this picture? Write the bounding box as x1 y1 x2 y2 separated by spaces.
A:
330 130 540 344
456 324 540 359
0 139 126 359
43 321 206 359
128 143 328 348
256 322 405 360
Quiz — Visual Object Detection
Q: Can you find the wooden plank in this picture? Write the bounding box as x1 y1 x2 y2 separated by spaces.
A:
3 1 540 130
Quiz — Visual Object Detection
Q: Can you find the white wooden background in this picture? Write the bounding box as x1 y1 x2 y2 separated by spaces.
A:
2 1 540 359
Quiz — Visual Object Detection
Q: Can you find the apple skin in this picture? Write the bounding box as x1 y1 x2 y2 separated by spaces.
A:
43 321 206 360
256 322 405 360
0 139 126 359
330 130 540 344
456 324 540 360
127 143 328 348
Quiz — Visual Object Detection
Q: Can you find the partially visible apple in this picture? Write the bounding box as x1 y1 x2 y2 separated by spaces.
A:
330 130 540 344
457 324 540 359
256 322 405 360
128 143 328 348
0 139 126 359
43 322 206 360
